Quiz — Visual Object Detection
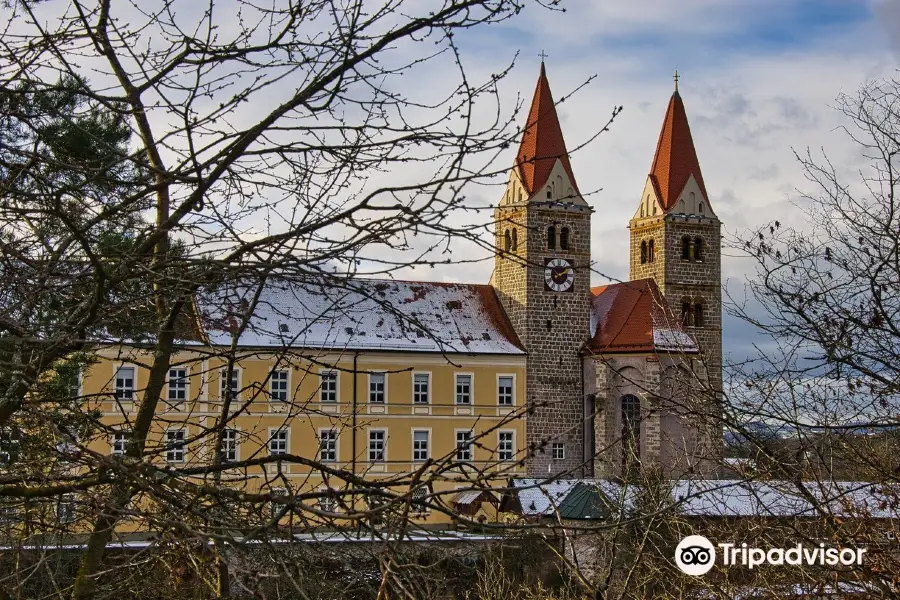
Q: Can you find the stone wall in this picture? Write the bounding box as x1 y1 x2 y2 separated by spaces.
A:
493 201 592 477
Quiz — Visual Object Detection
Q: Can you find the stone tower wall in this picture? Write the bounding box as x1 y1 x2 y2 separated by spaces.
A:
494 202 592 477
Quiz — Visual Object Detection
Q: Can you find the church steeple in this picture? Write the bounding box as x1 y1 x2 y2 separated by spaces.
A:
514 64 581 200
648 89 709 213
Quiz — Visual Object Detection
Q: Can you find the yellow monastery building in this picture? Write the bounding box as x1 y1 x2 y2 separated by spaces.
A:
71 63 721 528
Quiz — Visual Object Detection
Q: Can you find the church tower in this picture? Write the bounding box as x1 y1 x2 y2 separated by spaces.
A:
492 64 592 477
628 81 722 398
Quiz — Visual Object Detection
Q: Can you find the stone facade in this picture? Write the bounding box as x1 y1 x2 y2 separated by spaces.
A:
494 192 592 477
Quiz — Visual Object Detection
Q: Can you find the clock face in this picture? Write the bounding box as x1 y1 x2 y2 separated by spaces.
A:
544 258 574 292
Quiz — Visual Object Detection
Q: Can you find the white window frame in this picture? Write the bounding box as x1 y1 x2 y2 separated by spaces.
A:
220 366 241 401
111 431 127 457
268 428 289 456
318 428 338 462
57 494 77 524
167 366 189 405
0 428 19 464
319 369 339 403
113 364 137 402
368 371 387 404
552 441 565 461
368 429 387 463
412 372 431 405
270 369 289 402
318 489 338 513
270 487 288 519
454 373 474 406
410 485 430 516
497 430 515 462
497 374 516 407
412 429 430 462
221 428 239 462
455 429 473 462
165 428 187 463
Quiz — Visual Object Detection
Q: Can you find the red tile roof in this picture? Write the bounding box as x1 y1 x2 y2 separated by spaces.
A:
587 279 698 353
515 64 580 197
649 91 708 212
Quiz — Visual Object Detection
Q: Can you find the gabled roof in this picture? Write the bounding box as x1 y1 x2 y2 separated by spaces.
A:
515 64 579 197
506 478 900 520
194 278 525 354
588 278 697 353
649 90 708 212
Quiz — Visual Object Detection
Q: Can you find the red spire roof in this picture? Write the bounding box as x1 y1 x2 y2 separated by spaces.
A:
515 64 579 196
649 90 708 212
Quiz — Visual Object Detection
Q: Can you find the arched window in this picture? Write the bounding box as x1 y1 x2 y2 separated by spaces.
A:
681 300 693 326
694 302 704 327
560 227 570 250
503 230 511 252
511 228 518 251
652 202 657 215
681 236 691 260
679 199 684 211
699 202 704 214
648 239 655 263
546 187 552 199
547 225 556 250
640 206 645 218
640 241 648 264
694 237 703 262
517 188 522 203
621 395 641 471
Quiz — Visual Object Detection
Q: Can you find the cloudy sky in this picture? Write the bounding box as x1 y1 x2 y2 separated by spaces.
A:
409 0 900 364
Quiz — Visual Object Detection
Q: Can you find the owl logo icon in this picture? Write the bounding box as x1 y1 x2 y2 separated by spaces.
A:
675 535 715 576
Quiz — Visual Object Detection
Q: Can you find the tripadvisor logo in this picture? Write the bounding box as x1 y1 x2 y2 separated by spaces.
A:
675 535 716 576
674 535 867 576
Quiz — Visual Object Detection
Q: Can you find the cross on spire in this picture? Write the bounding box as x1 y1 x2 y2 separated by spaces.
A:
673 69 680 92
538 50 548 63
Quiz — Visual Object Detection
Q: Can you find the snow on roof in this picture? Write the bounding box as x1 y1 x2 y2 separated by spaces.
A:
588 279 698 353
194 278 524 354
511 479 580 516
507 478 900 519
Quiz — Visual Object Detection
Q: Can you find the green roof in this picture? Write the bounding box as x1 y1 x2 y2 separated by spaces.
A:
557 482 610 520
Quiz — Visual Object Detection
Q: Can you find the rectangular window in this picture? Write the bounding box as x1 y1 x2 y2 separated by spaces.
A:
368 430 386 462
412 430 429 461
115 366 135 401
455 374 472 405
320 371 337 403
319 430 337 462
413 373 429 404
498 376 514 406
165 429 186 463
270 370 288 402
319 493 337 513
221 429 238 462
498 431 514 461
268 429 288 456
270 487 288 519
167 368 187 404
456 430 472 462
0 428 21 464
411 486 428 515
369 372 385 403
220 368 239 400
111 432 127 456
57 494 77 524
552 442 565 461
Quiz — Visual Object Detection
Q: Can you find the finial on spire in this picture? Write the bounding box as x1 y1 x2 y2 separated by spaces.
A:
538 49 548 63
673 69 680 92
